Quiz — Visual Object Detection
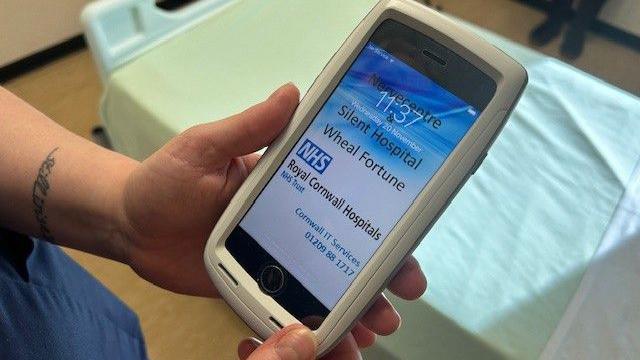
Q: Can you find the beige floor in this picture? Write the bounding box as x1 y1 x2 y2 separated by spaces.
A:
2 1 638 359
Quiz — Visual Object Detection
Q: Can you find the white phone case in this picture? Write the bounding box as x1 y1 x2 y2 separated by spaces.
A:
204 0 527 355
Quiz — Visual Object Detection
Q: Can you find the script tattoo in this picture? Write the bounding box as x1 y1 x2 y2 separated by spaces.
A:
32 147 58 242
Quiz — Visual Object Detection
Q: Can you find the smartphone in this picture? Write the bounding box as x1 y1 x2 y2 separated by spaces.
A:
204 0 526 355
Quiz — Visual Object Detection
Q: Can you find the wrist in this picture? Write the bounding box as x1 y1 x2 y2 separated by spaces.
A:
105 156 140 265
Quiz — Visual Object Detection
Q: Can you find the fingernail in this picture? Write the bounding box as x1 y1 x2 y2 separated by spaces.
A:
269 82 294 99
275 327 315 360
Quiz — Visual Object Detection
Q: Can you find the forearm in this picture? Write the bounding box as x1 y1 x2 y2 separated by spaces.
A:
0 86 138 262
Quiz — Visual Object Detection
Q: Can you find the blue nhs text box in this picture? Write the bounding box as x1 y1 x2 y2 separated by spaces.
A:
296 139 333 174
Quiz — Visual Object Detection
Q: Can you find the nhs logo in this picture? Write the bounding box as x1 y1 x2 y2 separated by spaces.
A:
296 139 333 174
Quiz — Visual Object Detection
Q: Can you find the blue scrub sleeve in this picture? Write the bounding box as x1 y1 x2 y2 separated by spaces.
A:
0 228 147 359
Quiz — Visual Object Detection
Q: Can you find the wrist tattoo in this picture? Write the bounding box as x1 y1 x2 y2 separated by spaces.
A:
32 147 58 242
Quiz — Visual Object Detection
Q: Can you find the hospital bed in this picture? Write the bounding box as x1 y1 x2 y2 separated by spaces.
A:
83 0 640 358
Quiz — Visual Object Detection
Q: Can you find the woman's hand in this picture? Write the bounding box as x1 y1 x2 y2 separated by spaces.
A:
116 83 427 356
117 84 300 297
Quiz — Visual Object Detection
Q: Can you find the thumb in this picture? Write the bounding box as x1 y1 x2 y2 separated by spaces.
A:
178 83 300 170
215 82 299 157
240 325 316 360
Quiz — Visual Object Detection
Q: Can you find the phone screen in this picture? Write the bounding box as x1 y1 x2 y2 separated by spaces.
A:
226 20 494 327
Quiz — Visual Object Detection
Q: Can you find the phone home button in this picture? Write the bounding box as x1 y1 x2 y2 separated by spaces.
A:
258 265 286 295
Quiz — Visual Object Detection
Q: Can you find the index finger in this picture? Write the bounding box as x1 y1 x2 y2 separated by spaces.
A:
387 255 427 300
